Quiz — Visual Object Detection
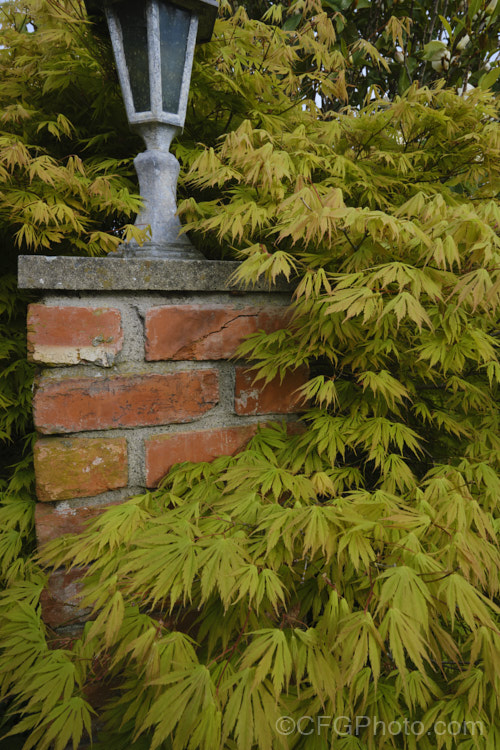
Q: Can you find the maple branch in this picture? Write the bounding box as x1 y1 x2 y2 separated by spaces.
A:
215 608 252 693
342 228 357 251
364 566 375 613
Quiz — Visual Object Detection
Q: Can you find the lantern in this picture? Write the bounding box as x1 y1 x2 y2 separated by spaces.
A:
86 0 218 258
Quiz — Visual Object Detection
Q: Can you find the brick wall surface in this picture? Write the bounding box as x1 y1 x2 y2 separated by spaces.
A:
145 424 260 488
234 366 308 416
34 437 128 502
34 370 220 433
24 274 305 629
28 304 123 366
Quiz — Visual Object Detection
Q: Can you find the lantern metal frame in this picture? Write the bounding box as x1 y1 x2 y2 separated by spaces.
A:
106 3 192 129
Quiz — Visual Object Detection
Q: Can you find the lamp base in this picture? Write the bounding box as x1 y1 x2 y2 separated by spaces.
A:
112 239 204 260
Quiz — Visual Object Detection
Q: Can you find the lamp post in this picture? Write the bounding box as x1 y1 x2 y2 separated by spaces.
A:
86 0 218 259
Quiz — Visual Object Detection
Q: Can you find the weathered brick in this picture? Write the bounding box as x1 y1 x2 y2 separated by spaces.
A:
27 304 123 366
34 437 128 502
35 500 122 547
33 371 219 433
145 304 291 361
234 366 308 415
145 424 258 487
41 568 91 629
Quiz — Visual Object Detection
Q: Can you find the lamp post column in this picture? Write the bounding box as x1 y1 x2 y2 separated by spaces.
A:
120 123 202 259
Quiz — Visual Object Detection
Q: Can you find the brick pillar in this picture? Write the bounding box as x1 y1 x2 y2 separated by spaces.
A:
18 257 305 628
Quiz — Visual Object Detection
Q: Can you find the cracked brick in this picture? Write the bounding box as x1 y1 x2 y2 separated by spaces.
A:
145 304 291 360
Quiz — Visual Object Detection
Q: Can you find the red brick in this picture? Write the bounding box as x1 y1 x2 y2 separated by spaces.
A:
290 420 307 434
35 500 122 547
34 437 128 502
234 366 309 415
27 304 123 366
33 370 219 433
41 568 91 629
145 304 291 361
145 424 259 487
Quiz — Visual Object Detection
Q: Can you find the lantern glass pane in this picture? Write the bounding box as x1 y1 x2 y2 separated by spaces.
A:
116 1 151 112
159 2 191 114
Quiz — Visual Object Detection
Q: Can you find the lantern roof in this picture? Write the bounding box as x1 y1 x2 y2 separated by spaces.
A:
85 0 218 44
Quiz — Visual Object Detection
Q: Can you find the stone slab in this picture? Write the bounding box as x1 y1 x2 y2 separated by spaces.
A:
18 256 293 292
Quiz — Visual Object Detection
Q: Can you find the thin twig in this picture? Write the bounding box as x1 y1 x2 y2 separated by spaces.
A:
342 228 357 252
215 607 252 693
